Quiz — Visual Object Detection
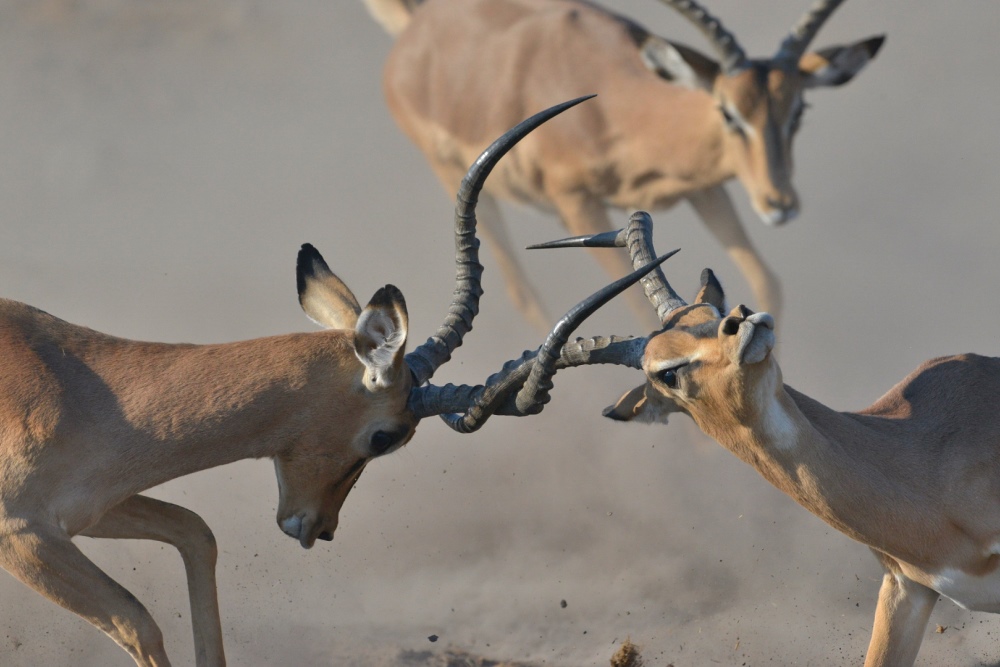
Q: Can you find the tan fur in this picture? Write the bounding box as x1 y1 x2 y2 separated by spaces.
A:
0 270 418 666
611 291 1000 667
377 0 881 328
362 0 416 36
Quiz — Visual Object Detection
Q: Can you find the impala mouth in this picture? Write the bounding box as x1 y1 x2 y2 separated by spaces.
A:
280 514 320 549
736 312 775 365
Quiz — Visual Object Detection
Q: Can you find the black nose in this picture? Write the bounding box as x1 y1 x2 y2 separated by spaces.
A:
318 531 334 541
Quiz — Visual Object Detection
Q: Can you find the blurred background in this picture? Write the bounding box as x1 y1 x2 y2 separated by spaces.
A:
0 1 998 665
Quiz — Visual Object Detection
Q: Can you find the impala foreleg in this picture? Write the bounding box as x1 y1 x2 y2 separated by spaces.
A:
863 571 938 667
687 185 783 320
81 495 225 667
0 520 170 666
551 191 660 329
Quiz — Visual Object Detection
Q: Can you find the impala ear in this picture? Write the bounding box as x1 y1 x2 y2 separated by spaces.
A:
354 285 408 390
694 268 726 314
603 384 679 424
799 35 885 89
640 36 719 91
297 244 362 330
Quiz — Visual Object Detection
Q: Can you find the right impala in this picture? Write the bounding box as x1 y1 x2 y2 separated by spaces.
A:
365 0 884 328
532 214 1000 667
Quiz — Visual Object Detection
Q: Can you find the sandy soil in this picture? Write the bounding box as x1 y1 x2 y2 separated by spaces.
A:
1 1 999 665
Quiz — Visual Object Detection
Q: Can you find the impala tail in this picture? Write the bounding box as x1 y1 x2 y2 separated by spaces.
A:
363 0 420 36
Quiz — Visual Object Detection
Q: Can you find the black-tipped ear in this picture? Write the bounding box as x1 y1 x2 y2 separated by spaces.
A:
695 268 726 313
354 285 409 390
800 35 885 88
367 284 406 312
296 243 362 330
296 243 329 299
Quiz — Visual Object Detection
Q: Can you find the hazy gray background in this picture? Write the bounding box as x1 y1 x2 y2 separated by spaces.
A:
1 1 998 665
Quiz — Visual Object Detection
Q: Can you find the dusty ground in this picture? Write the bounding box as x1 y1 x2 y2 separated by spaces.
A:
1 1 999 665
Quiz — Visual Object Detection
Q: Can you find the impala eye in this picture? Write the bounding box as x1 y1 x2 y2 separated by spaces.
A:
369 430 396 456
658 369 679 389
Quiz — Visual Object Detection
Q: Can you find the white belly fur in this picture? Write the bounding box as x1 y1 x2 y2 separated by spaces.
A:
928 567 1000 613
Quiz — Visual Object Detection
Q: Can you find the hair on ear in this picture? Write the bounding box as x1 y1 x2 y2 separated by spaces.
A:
695 268 726 314
354 285 408 389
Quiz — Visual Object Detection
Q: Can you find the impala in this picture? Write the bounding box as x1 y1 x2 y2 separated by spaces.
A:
529 213 1000 666
363 0 884 329
0 99 673 667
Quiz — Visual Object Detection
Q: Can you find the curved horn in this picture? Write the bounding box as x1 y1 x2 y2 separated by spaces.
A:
403 95 596 386
407 335 647 421
512 251 676 414
656 0 748 73
773 0 846 69
528 211 687 324
407 251 677 432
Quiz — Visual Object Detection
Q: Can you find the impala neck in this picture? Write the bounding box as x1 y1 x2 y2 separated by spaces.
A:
694 383 927 561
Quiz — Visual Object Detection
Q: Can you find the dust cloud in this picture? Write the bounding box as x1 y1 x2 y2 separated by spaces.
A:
0 1 998 665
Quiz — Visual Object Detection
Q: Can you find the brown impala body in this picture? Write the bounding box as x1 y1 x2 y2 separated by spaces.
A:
364 0 883 329
0 99 674 667
531 215 1000 667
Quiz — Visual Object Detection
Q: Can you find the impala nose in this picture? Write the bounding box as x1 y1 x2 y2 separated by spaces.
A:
763 198 799 225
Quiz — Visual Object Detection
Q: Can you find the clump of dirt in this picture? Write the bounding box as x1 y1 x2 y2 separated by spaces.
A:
397 648 536 667
610 637 644 667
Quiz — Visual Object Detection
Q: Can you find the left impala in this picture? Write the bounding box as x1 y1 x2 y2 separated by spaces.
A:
0 98 666 667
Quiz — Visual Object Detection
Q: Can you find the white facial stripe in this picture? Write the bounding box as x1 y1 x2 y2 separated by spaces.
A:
723 102 756 139
648 354 696 374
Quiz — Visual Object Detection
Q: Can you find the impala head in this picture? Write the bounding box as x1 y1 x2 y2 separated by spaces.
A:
530 210 779 436
276 97 668 548
604 281 779 434
643 0 883 224
274 247 418 549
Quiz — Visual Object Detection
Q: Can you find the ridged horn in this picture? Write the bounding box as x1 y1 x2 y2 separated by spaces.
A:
407 251 677 432
528 210 686 324
773 0 846 69
656 0 748 73
403 95 596 386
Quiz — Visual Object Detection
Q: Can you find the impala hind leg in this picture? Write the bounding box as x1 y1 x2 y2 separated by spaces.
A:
551 191 660 329
0 520 171 666
82 495 225 667
863 572 938 667
687 185 783 320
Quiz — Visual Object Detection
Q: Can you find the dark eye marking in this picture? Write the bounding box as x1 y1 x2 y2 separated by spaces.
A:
369 426 411 457
655 363 688 389
370 430 397 456
789 101 809 134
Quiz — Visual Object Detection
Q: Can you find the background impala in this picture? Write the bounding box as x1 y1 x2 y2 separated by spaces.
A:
368 0 884 330
1 2 999 665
